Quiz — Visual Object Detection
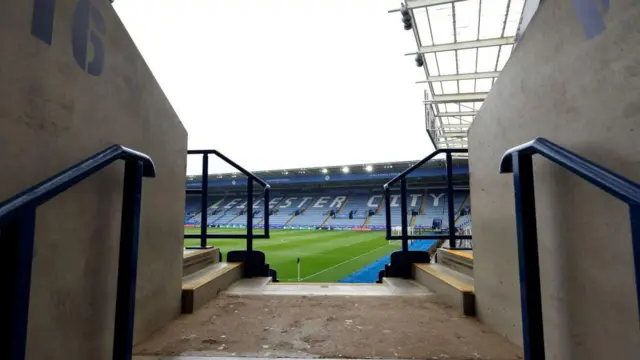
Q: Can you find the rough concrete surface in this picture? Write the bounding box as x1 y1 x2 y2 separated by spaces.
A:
1 2 187 359
468 0 640 358
135 295 523 360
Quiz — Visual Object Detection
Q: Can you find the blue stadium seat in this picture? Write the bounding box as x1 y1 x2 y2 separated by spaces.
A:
185 188 471 231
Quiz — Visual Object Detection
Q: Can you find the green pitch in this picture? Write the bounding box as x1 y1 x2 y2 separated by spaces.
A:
184 228 400 282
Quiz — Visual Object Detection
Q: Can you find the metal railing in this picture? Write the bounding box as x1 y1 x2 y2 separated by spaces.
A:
500 137 640 360
383 148 471 251
0 145 156 360
185 150 270 252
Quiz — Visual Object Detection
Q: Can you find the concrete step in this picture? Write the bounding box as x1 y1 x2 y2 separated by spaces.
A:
182 248 220 277
382 277 433 295
225 276 272 294
437 248 474 277
413 263 475 316
181 262 243 313
224 281 418 296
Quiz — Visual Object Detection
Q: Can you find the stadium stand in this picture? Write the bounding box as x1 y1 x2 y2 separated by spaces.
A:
413 190 467 229
456 204 472 234
187 188 471 231
261 195 314 226
184 155 471 231
288 194 343 227
325 192 371 228
457 214 472 230
226 212 251 226
185 195 201 220
185 195 226 225
212 212 239 225
225 196 269 226
200 197 243 225
366 193 422 230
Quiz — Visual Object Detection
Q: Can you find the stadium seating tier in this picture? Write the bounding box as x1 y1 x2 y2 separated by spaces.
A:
185 188 471 230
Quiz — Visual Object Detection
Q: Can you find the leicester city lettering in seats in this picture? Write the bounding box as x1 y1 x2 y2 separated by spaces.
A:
367 195 382 207
313 196 331 208
430 193 444 207
279 197 296 208
268 198 283 208
31 0 106 76
329 196 346 208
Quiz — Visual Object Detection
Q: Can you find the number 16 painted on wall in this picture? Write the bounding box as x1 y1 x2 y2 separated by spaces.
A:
31 0 107 76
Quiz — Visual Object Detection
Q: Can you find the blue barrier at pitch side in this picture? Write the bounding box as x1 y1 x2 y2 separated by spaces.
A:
338 240 436 283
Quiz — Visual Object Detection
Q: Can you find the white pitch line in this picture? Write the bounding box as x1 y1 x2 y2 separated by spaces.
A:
301 243 396 281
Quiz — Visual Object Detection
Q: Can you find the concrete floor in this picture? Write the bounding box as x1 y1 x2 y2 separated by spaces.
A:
134 293 522 360
134 358 410 360
225 278 432 296
133 356 376 360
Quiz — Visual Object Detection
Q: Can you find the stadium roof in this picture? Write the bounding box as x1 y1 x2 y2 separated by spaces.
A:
389 0 526 149
186 157 467 181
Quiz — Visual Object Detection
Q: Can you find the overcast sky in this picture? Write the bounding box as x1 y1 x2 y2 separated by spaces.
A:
114 0 434 174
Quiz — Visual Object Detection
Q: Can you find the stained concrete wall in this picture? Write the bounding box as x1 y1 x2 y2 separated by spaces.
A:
0 1 187 359
469 0 640 358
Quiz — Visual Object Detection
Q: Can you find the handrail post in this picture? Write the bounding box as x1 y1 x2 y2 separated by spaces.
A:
0 146 155 360
385 187 392 239
264 187 270 238
629 204 640 321
199 154 209 248
512 152 545 360
113 160 144 360
383 148 469 247
501 138 640 357
247 179 253 253
446 152 457 249
400 178 409 252
2 209 36 360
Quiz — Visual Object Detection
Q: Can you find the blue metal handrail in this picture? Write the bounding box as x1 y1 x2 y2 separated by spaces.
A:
499 137 640 360
0 146 155 222
500 138 640 204
0 145 156 360
383 148 470 251
185 150 271 252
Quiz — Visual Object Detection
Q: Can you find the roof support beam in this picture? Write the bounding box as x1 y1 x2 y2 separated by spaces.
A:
435 139 468 145
428 124 470 129
407 37 516 54
389 0 465 12
436 132 468 138
435 143 468 148
425 93 488 103
433 111 478 117
416 71 500 83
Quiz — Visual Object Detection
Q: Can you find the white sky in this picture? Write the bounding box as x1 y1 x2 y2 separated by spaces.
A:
113 0 433 174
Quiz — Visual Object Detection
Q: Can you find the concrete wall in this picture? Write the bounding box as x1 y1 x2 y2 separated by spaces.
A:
469 0 640 358
515 0 541 44
0 1 187 359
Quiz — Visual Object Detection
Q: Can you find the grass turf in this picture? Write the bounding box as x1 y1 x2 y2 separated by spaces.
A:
184 227 400 282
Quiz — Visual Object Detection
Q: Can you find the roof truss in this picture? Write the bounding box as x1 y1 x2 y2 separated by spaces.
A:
391 0 526 150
